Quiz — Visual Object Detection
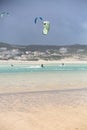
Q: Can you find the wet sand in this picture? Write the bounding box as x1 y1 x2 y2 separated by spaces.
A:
0 88 87 130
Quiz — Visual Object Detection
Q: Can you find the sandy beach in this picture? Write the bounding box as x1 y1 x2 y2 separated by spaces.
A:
0 59 87 130
0 89 87 130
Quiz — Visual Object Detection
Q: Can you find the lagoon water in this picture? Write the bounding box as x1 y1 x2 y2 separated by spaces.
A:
0 63 87 93
0 63 87 73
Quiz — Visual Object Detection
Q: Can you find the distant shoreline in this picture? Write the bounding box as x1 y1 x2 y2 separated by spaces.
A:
0 58 87 65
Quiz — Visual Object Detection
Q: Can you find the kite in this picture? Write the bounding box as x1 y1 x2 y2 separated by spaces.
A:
34 17 50 35
0 12 9 18
34 17 43 24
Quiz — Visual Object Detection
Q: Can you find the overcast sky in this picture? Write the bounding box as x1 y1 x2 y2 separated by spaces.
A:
0 0 87 45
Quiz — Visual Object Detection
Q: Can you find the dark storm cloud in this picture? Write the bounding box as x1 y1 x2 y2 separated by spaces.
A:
0 0 87 45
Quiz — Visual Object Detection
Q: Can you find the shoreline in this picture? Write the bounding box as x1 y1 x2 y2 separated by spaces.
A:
0 59 87 65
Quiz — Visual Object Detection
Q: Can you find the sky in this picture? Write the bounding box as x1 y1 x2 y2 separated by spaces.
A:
0 0 87 45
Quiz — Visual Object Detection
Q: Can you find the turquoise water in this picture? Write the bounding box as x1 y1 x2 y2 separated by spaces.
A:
0 63 87 91
0 64 87 73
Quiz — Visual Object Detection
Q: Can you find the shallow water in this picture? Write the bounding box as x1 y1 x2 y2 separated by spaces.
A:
0 63 87 93
0 63 87 73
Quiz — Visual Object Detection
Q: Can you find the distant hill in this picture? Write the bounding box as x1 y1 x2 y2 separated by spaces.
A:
0 42 87 51
0 42 12 49
0 42 87 60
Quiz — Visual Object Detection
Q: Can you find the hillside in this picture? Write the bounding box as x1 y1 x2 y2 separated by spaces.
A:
0 42 87 60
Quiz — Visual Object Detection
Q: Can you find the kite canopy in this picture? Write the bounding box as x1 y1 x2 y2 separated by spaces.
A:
0 12 9 18
34 17 43 24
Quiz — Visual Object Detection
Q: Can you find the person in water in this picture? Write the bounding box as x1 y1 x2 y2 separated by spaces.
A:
41 64 44 68
11 64 14 67
62 63 64 66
